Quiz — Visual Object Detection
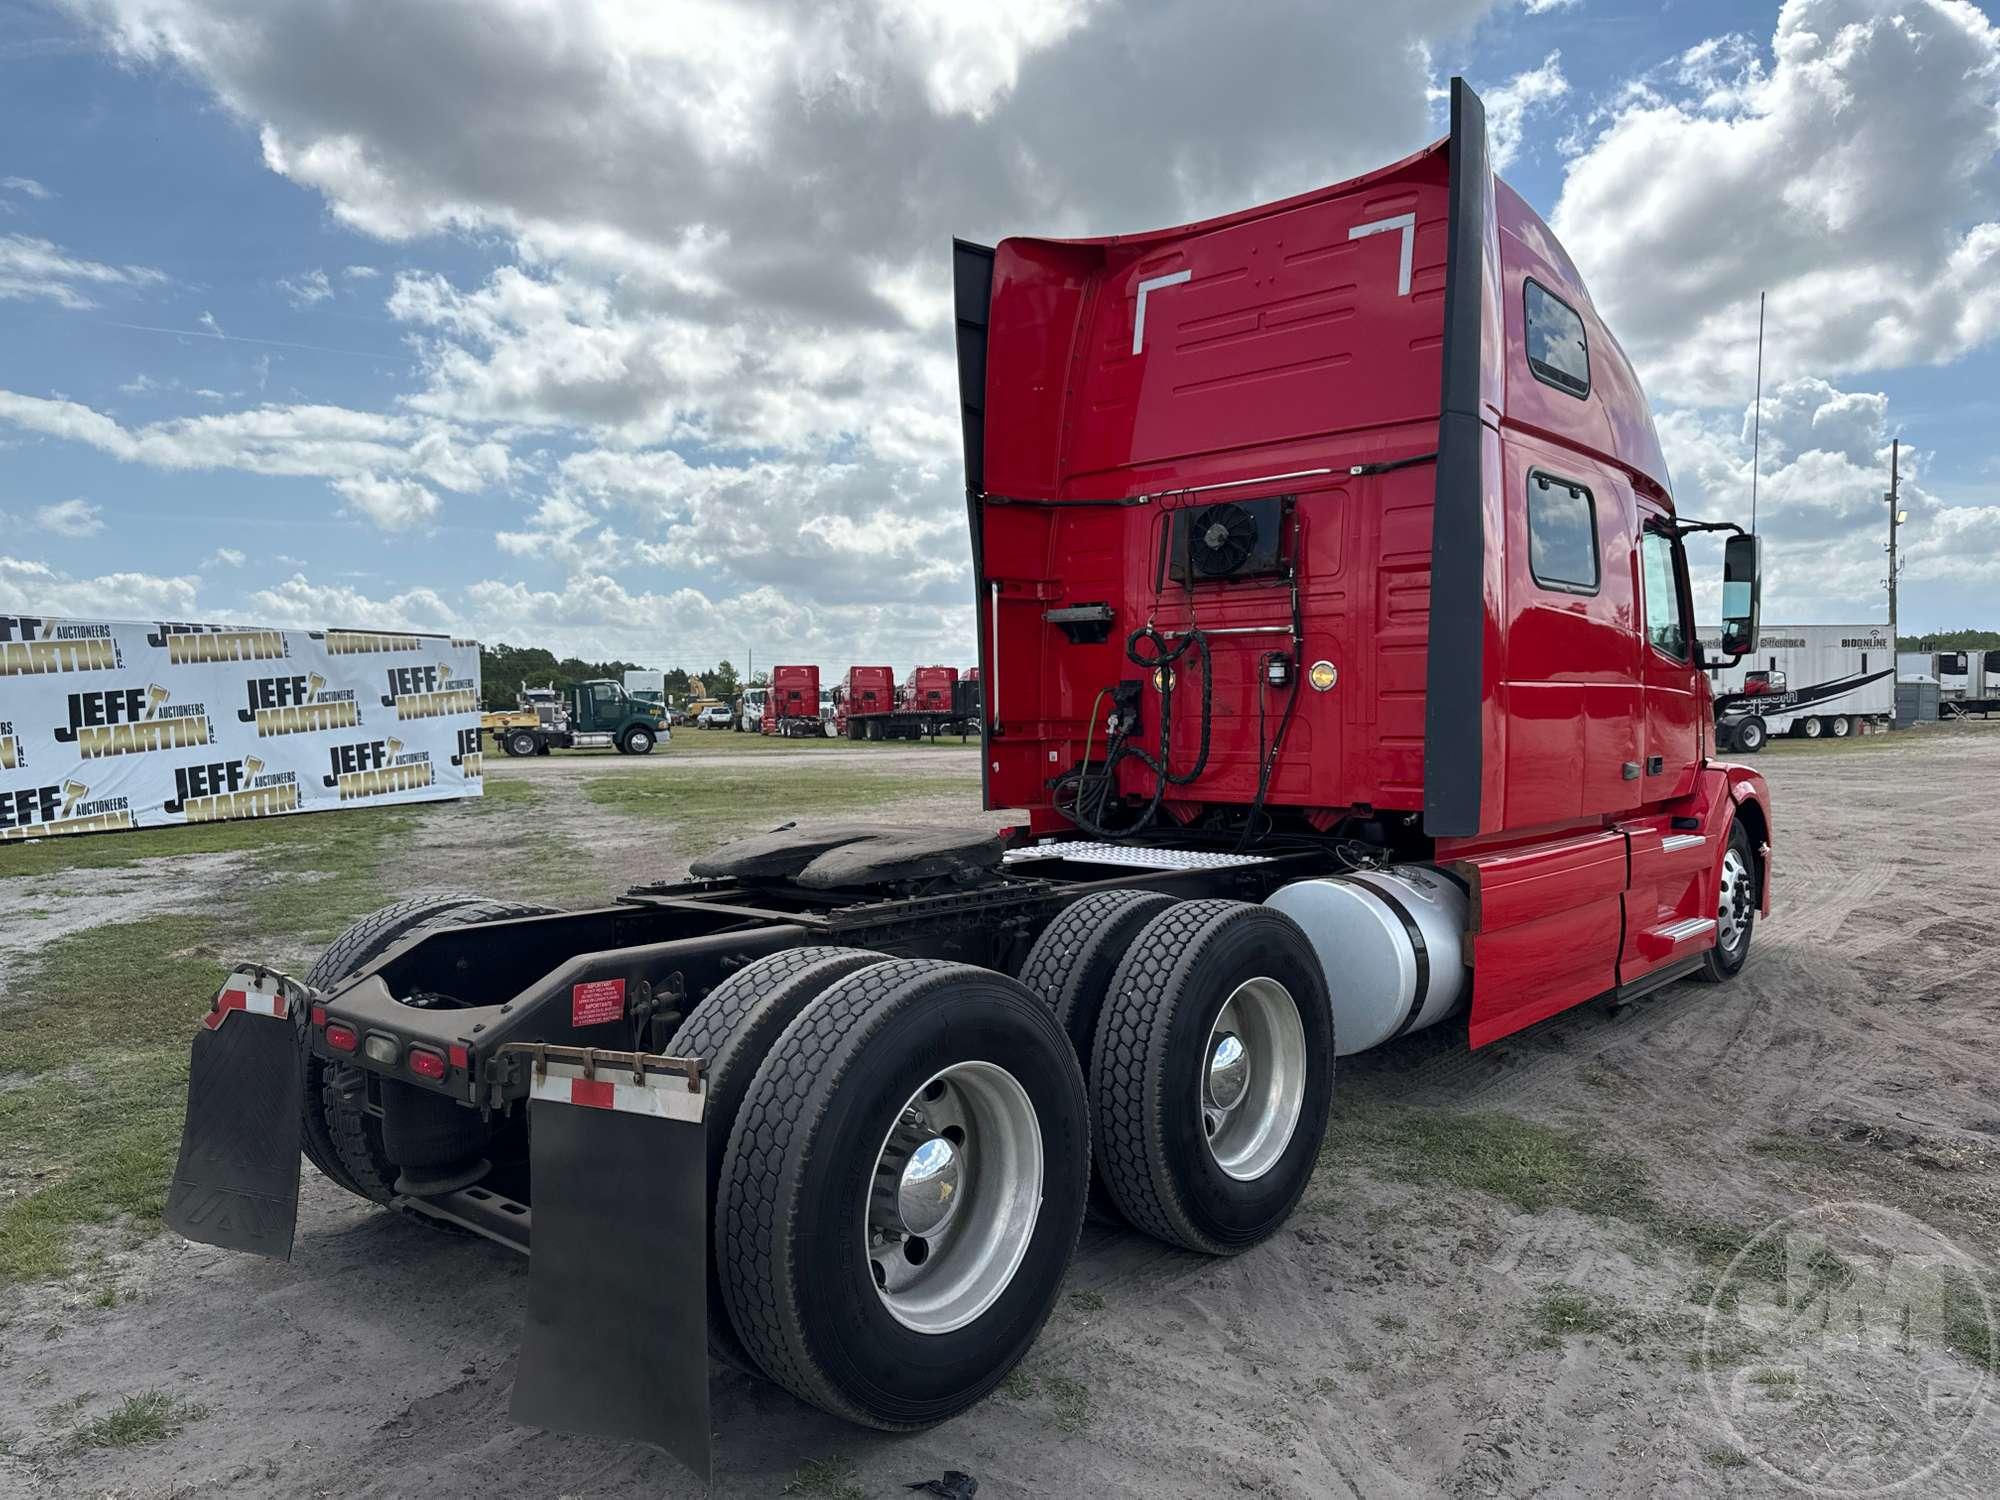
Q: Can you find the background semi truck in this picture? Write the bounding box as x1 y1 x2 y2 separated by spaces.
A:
483 679 669 756
164 81 1770 1483
763 665 825 735
1701 624 1895 751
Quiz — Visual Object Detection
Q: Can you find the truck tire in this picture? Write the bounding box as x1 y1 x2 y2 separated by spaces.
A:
1733 716 1766 754
665 945 888 1370
717 959 1088 1429
1091 900 1333 1255
505 729 537 758
1698 821 1757 982
1017 888 1179 1221
622 725 656 755
1801 716 1823 739
302 892 556 1205
1829 714 1852 738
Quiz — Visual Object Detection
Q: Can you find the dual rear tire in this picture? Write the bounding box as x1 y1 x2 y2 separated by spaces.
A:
675 951 1089 1430
1022 895 1335 1254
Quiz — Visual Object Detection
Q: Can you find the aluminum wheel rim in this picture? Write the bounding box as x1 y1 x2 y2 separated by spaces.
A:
1718 847 1752 953
866 1061 1042 1335
1200 978 1307 1182
1830 715 1850 737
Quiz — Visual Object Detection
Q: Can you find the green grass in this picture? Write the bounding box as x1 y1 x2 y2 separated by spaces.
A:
1529 1289 1620 1346
1043 1372 1091 1434
580 765 960 852
1320 1104 1845 1295
0 800 420 1283
72 1392 207 1449
780 1455 866 1499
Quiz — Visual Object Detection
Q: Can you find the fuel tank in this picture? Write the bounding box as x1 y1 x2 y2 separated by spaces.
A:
1265 866 1468 1056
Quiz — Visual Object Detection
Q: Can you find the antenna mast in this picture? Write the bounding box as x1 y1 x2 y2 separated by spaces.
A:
1750 292 1765 533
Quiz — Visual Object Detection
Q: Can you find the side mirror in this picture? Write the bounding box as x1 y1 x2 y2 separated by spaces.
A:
1720 534 1760 659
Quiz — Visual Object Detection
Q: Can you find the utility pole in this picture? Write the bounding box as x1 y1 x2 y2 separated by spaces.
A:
1886 438 1903 727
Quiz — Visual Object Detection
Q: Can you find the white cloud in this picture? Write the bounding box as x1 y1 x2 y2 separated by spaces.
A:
1660 376 2000 619
278 267 332 306
0 388 508 529
1552 0 2000 406
0 233 165 309
34 497 105 537
1484 50 1569 171
0 555 200 619
205 546 245 567
53 0 1607 662
1519 0 1579 13
197 309 224 336
330 473 438 530
342 263 379 279
0 176 53 199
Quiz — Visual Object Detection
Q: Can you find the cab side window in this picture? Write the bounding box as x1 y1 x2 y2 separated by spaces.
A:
1527 472 1599 594
1640 529 1688 661
1525 280 1590 399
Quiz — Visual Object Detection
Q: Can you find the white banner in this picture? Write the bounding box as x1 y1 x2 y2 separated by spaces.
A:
0 614 482 842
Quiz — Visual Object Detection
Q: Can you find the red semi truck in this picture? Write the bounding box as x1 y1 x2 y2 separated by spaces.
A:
761 664 825 736
164 81 1768 1481
832 664 896 738
833 663 971 739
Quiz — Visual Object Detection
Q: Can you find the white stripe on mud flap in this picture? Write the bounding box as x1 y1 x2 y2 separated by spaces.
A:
529 1063 703 1124
204 972 291 1028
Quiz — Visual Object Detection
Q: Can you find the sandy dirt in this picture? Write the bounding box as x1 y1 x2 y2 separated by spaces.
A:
5 728 2000 1498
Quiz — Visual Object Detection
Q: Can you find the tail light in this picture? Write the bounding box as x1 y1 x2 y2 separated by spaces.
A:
325 1022 359 1054
407 1046 446 1081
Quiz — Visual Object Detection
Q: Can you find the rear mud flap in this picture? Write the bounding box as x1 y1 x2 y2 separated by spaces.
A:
163 970 309 1259
508 1050 712 1483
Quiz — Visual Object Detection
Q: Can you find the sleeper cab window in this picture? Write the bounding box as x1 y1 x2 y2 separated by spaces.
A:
1527 471 1599 594
1524 279 1590 399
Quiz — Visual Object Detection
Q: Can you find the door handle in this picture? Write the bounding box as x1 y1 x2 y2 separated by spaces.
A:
1622 762 1640 780
1647 756 1665 775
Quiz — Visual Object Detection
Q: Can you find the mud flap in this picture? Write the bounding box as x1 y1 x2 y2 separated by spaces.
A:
508 1050 712 1483
163 969 309 1259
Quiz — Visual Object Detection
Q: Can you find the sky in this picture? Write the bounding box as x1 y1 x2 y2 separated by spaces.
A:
1 0 1997 676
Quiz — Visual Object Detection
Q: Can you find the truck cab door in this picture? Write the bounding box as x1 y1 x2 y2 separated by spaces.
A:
1636 518 1701 798
585 682 619 732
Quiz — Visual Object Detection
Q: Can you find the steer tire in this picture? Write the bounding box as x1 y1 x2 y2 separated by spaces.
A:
505 730 538 758
302 892 555 1205
1017 888 1180 1222
623 726 656 755
1092 900 1333 1256
1734 716 1767 754
717 959 1088 1430
1697 821 1758 983
665 945 888 1371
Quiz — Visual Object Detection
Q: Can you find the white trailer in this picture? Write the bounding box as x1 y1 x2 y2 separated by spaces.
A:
1699 623 1896 752
1898 649 2000 717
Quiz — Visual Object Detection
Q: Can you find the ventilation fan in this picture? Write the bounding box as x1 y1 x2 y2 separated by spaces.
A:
1165 495 1291 584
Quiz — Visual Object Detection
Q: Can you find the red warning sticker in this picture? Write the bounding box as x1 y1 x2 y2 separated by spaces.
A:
571 977 626 1028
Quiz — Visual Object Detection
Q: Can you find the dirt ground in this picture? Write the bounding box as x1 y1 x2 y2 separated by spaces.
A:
4 728 1999 1498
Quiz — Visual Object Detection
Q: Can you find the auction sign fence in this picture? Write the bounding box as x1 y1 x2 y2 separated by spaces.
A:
0 614 482 841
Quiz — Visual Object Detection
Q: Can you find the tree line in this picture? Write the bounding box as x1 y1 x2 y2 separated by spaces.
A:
478 642 755 710
1897 630 2000 651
